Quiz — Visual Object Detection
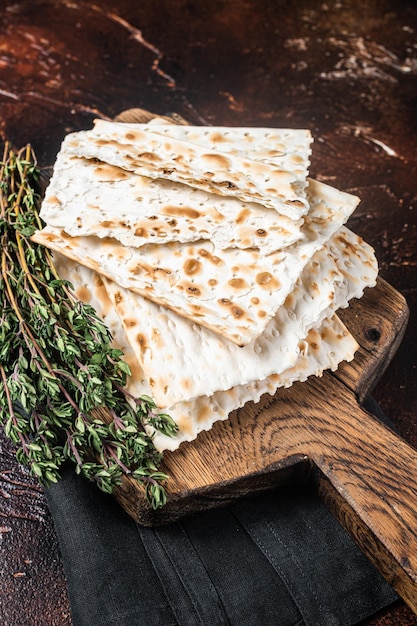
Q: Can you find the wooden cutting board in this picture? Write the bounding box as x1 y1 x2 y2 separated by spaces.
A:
79 109 416 612
109 276 417 611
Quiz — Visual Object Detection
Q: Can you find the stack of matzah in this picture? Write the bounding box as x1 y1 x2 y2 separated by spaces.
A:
32 118 378 451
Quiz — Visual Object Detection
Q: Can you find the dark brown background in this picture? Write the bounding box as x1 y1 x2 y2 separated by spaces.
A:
1 1 417 624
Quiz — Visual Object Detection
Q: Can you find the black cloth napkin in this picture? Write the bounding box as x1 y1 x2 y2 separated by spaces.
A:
45 398 398 626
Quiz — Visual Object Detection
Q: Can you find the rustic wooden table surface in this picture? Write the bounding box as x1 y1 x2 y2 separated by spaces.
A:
1 1 417 624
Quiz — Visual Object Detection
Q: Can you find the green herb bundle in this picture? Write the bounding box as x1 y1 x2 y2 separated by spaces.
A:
0 143 178 508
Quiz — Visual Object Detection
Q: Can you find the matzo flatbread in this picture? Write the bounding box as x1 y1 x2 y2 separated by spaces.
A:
101 250 339 407
142 117 314 168
51 252 358 452
40 150 304 254
150 315 358 451
62 119 313 218
32 178 360 345
51 252 148 399
102 225 376 407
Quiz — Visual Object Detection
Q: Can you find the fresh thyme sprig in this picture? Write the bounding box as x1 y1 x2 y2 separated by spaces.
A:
0 143 178 509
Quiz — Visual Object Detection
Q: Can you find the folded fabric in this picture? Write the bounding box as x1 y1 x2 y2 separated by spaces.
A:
45 397 398 626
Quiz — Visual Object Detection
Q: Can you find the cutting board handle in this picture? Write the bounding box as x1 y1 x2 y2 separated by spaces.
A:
278 376 417 613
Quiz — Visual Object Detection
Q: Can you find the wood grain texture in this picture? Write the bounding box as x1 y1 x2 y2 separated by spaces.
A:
114 280 409 524
109 276 417 612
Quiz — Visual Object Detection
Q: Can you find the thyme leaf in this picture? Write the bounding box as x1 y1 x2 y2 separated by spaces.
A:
0 143 177 508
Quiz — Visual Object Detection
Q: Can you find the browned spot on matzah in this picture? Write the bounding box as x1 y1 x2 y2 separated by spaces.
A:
236 208 250 224
218 298 245 319
285 292 295 309
209 132 227 143
201 153 230 170
137 151 162 162
183 259 202 275
136 334 148 351
186 285 201 296
181 378 192 391
285 199 306 208
163 206 201 219
228 278 248 289
197 403 211 423
255 272 280 290
336 232 364 255
231 306 245 319
94 163 129 180
198 248 222 265
75 286 91 302
46 195 61 205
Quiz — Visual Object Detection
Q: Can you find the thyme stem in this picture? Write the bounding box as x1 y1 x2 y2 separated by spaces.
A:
0 142 177 507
